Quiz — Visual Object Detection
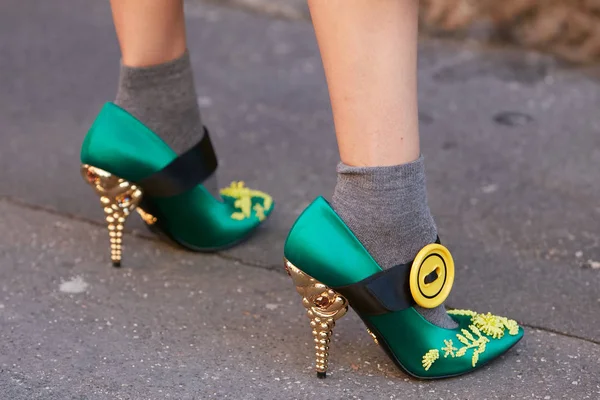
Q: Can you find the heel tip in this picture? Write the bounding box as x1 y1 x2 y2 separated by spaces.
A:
112 262 121 268
316 372 326 379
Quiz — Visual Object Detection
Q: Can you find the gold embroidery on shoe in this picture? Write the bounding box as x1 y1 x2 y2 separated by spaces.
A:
441 339 457 358
422 349 439 371
450 309 520 339
472 313 506 339
253 203 266 222
421 310 520 371
445 309 476 317
220 181 273 222
456 325 489 367
503 318 519 336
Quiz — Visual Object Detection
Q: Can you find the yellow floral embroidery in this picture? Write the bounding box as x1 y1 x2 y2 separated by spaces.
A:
456 325 489 367
472 312 506 339
503 318 519 336
422 309 520 370
253 204 265 221
449 309 519 338
422 349 439 371
441 339 457 358
446 309 476 317
219 181 273 222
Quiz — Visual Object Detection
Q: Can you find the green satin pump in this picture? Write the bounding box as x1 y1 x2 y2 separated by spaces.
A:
80 103 274 266
283 197 523 379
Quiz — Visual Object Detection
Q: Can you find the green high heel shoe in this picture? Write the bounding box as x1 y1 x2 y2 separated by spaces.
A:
81 102 274 266
284 197 523 379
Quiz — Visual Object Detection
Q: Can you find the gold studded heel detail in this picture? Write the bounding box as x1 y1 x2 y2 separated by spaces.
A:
81 164 154 267
366 328 380 345
284 258 348 378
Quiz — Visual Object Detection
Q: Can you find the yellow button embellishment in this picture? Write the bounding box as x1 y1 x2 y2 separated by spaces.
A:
409 243 455 308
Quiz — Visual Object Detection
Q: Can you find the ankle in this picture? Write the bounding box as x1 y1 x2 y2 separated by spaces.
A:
332 156 437 268
114 50 204 155
121 41 187 68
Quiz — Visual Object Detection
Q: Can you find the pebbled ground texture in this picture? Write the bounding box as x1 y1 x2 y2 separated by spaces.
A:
0 0 599 398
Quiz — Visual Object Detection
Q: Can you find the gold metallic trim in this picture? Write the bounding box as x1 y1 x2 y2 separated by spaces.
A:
366 328 379 345
81 164 142 266
136 208 157 225
284 258 348 377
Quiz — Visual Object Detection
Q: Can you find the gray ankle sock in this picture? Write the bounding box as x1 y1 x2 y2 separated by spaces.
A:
332 156 458 329
115 51 218 197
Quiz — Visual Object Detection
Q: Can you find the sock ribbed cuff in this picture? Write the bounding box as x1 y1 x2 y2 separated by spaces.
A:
336 155 426 190
116 50 193 90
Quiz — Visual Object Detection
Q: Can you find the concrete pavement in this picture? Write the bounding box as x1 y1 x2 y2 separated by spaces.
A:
0 0 599 398
2 200 599 399
203 0 309 20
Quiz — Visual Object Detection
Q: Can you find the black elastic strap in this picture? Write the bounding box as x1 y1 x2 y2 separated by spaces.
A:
332 236 441 316
138 128 218 198
333 263 413 316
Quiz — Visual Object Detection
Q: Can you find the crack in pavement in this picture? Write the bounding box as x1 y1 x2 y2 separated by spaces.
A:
2 195 599 348
0 195 277 272
517 323 600 346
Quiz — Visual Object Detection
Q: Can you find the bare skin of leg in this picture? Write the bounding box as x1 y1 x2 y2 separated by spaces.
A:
110 0 187 67
308 0 420 167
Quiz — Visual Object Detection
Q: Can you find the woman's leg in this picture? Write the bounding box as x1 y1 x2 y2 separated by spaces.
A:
309 0 420 167
109 0 217 193
308 0 456 328
111 0 187 67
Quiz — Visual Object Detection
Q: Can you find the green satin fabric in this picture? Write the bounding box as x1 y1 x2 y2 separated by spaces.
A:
284 197 523 378
284 197 381 286
367 310 523 378
81 103 273 250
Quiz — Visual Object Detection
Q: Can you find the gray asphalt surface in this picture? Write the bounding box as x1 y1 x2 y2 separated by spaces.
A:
0 0 599 399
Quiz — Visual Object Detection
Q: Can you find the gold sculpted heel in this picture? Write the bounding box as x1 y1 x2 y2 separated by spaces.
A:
81 164 154 267
284 258 348 378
